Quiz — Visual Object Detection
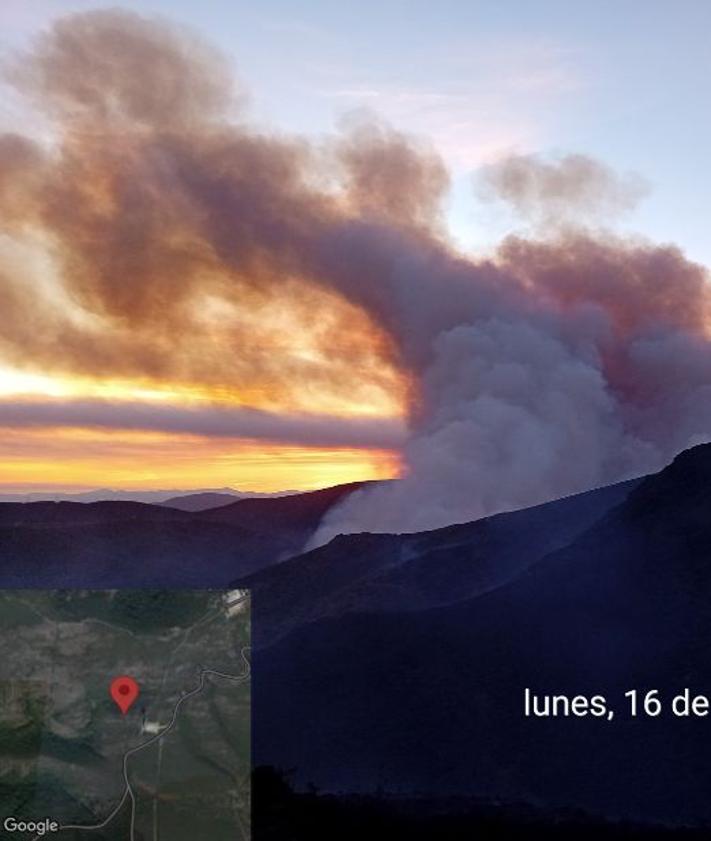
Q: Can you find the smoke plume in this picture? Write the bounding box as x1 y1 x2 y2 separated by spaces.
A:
1 10 710 541
477 152 649 231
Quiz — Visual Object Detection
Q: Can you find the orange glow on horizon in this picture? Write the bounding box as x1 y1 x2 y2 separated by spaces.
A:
0 426 402 493
0 347 407 492
0 366 405 420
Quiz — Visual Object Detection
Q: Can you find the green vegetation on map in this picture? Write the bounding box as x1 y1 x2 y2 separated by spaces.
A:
0 589 251 840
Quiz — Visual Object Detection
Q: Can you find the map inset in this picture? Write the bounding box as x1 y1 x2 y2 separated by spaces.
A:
0 589 251 840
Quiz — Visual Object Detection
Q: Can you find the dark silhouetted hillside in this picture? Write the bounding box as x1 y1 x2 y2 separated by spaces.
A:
202 481 375 532
0 482 370 586
160 491 241 511
253 444 711 826
239 477 638 647
0 500 190 527
252 766 710 840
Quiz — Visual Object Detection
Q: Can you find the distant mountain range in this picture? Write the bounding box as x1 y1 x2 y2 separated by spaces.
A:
159 491 247 511
0 486 294 505
3 446 711 828
0 481 370 586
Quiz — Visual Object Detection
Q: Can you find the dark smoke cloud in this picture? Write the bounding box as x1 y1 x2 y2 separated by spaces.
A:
0 10 710 540
337 116 449 229
0 9 405 412
9 10 238 128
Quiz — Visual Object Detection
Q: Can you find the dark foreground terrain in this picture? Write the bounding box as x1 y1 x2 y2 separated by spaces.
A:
247 444 711 827
4 445 711 834
252 767 709 840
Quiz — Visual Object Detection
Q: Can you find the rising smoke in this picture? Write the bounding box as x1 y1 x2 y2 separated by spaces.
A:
1 10 710 541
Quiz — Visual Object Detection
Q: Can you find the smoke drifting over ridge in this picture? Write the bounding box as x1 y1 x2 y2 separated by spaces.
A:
1 10 710 538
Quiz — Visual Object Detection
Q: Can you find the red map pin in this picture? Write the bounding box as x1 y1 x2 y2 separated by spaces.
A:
110 676 140 715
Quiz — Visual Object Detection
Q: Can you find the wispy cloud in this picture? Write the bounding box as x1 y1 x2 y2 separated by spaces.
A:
0 397 406 449
313 37 584 170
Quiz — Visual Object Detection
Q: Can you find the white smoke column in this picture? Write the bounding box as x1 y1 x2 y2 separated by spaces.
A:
311 159 711 545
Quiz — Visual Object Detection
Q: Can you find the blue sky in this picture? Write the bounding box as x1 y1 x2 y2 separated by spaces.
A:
3 0 711 265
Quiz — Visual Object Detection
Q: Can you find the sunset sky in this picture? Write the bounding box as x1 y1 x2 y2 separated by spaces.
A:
0 1 709 494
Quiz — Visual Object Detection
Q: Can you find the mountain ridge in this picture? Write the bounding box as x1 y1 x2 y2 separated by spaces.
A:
252 443 711 825
239 476 641 647
0 480 374 585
